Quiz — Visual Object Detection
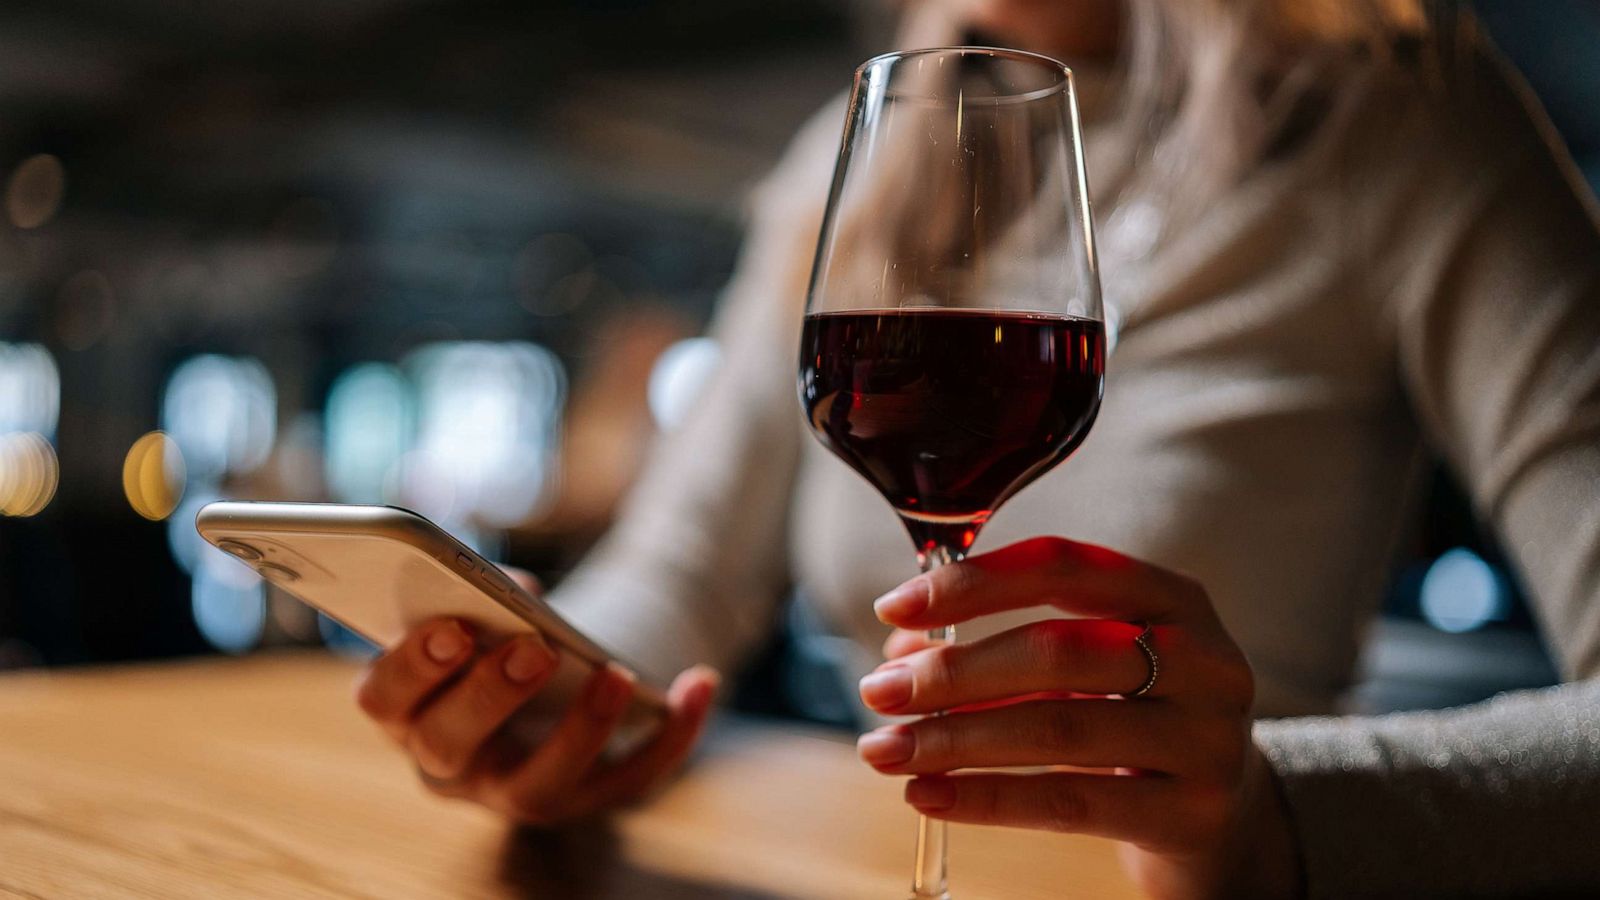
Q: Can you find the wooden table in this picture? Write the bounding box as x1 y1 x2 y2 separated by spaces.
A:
0 653 1141 899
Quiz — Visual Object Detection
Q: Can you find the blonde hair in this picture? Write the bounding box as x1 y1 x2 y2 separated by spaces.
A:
829 0 1464 302
1101 0 1444 210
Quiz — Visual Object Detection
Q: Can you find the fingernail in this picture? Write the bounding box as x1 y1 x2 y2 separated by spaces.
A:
857 726 915 767
905 777 957 812
687 667 721 707
503 635 556 684
426 623 469 663
697 666 724 693
590 663 635 719
873 579 929 623
859 666 913 712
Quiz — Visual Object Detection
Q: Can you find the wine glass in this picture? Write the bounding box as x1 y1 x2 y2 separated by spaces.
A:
797 47 1103 899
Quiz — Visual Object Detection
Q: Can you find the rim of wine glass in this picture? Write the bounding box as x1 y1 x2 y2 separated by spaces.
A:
855 46 1074 105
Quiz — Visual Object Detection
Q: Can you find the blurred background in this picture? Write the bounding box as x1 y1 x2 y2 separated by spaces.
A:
0 0 1595 720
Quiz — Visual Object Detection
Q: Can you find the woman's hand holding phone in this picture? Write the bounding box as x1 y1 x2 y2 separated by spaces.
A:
354 569 720 824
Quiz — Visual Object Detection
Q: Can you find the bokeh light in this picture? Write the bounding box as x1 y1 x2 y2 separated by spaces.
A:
0 342 61 439
0 344 62 519
191 552 265 655
166 486 221 575
648 337 721 430
1420 547 1508 633
123 431 186 521
324 363 414 504
0 432 59 517
161 354 276 482
402 341 565 528
4 153 66 229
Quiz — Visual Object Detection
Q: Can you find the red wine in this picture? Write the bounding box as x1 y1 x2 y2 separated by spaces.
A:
799 308 1105 555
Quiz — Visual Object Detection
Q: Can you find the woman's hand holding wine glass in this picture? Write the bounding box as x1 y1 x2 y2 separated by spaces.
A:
860 536 1302 900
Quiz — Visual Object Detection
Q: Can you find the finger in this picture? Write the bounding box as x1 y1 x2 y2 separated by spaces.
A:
407 633 561 781
355 619 476 740
860 618 1162 714
904 771 1196 849
873 536 1208 630
502 566 542 595
493 662 637 823
578 665 720 810
415 764 477 799
883 628 935 660
857 698 1195 776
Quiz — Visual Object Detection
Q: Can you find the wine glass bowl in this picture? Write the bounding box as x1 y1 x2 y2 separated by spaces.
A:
799 308 1104 557
798 47 1103 900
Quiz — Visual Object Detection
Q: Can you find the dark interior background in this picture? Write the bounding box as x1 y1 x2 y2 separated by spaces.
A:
0 0 1595 721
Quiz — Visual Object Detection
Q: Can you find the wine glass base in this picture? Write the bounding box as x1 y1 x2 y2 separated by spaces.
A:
908 892 951 900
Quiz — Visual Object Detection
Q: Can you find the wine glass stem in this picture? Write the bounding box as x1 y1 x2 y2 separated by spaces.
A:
911 545 958 900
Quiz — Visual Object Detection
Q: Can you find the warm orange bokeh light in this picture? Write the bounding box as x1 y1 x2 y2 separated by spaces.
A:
0 432 59 517
123 431 186 521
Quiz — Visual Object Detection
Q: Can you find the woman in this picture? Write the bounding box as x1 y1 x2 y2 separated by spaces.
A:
352 1 1600 896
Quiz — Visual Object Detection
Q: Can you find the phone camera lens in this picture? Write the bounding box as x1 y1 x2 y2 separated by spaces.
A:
255 562 300 582
218 540 263 561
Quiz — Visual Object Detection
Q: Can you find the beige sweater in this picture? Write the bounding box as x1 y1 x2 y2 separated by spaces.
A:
552 36 1600 899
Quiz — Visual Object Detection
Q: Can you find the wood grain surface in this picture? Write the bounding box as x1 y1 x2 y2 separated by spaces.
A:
0 653 1141 899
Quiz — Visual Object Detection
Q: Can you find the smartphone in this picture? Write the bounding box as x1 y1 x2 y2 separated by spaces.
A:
195 501 666 750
